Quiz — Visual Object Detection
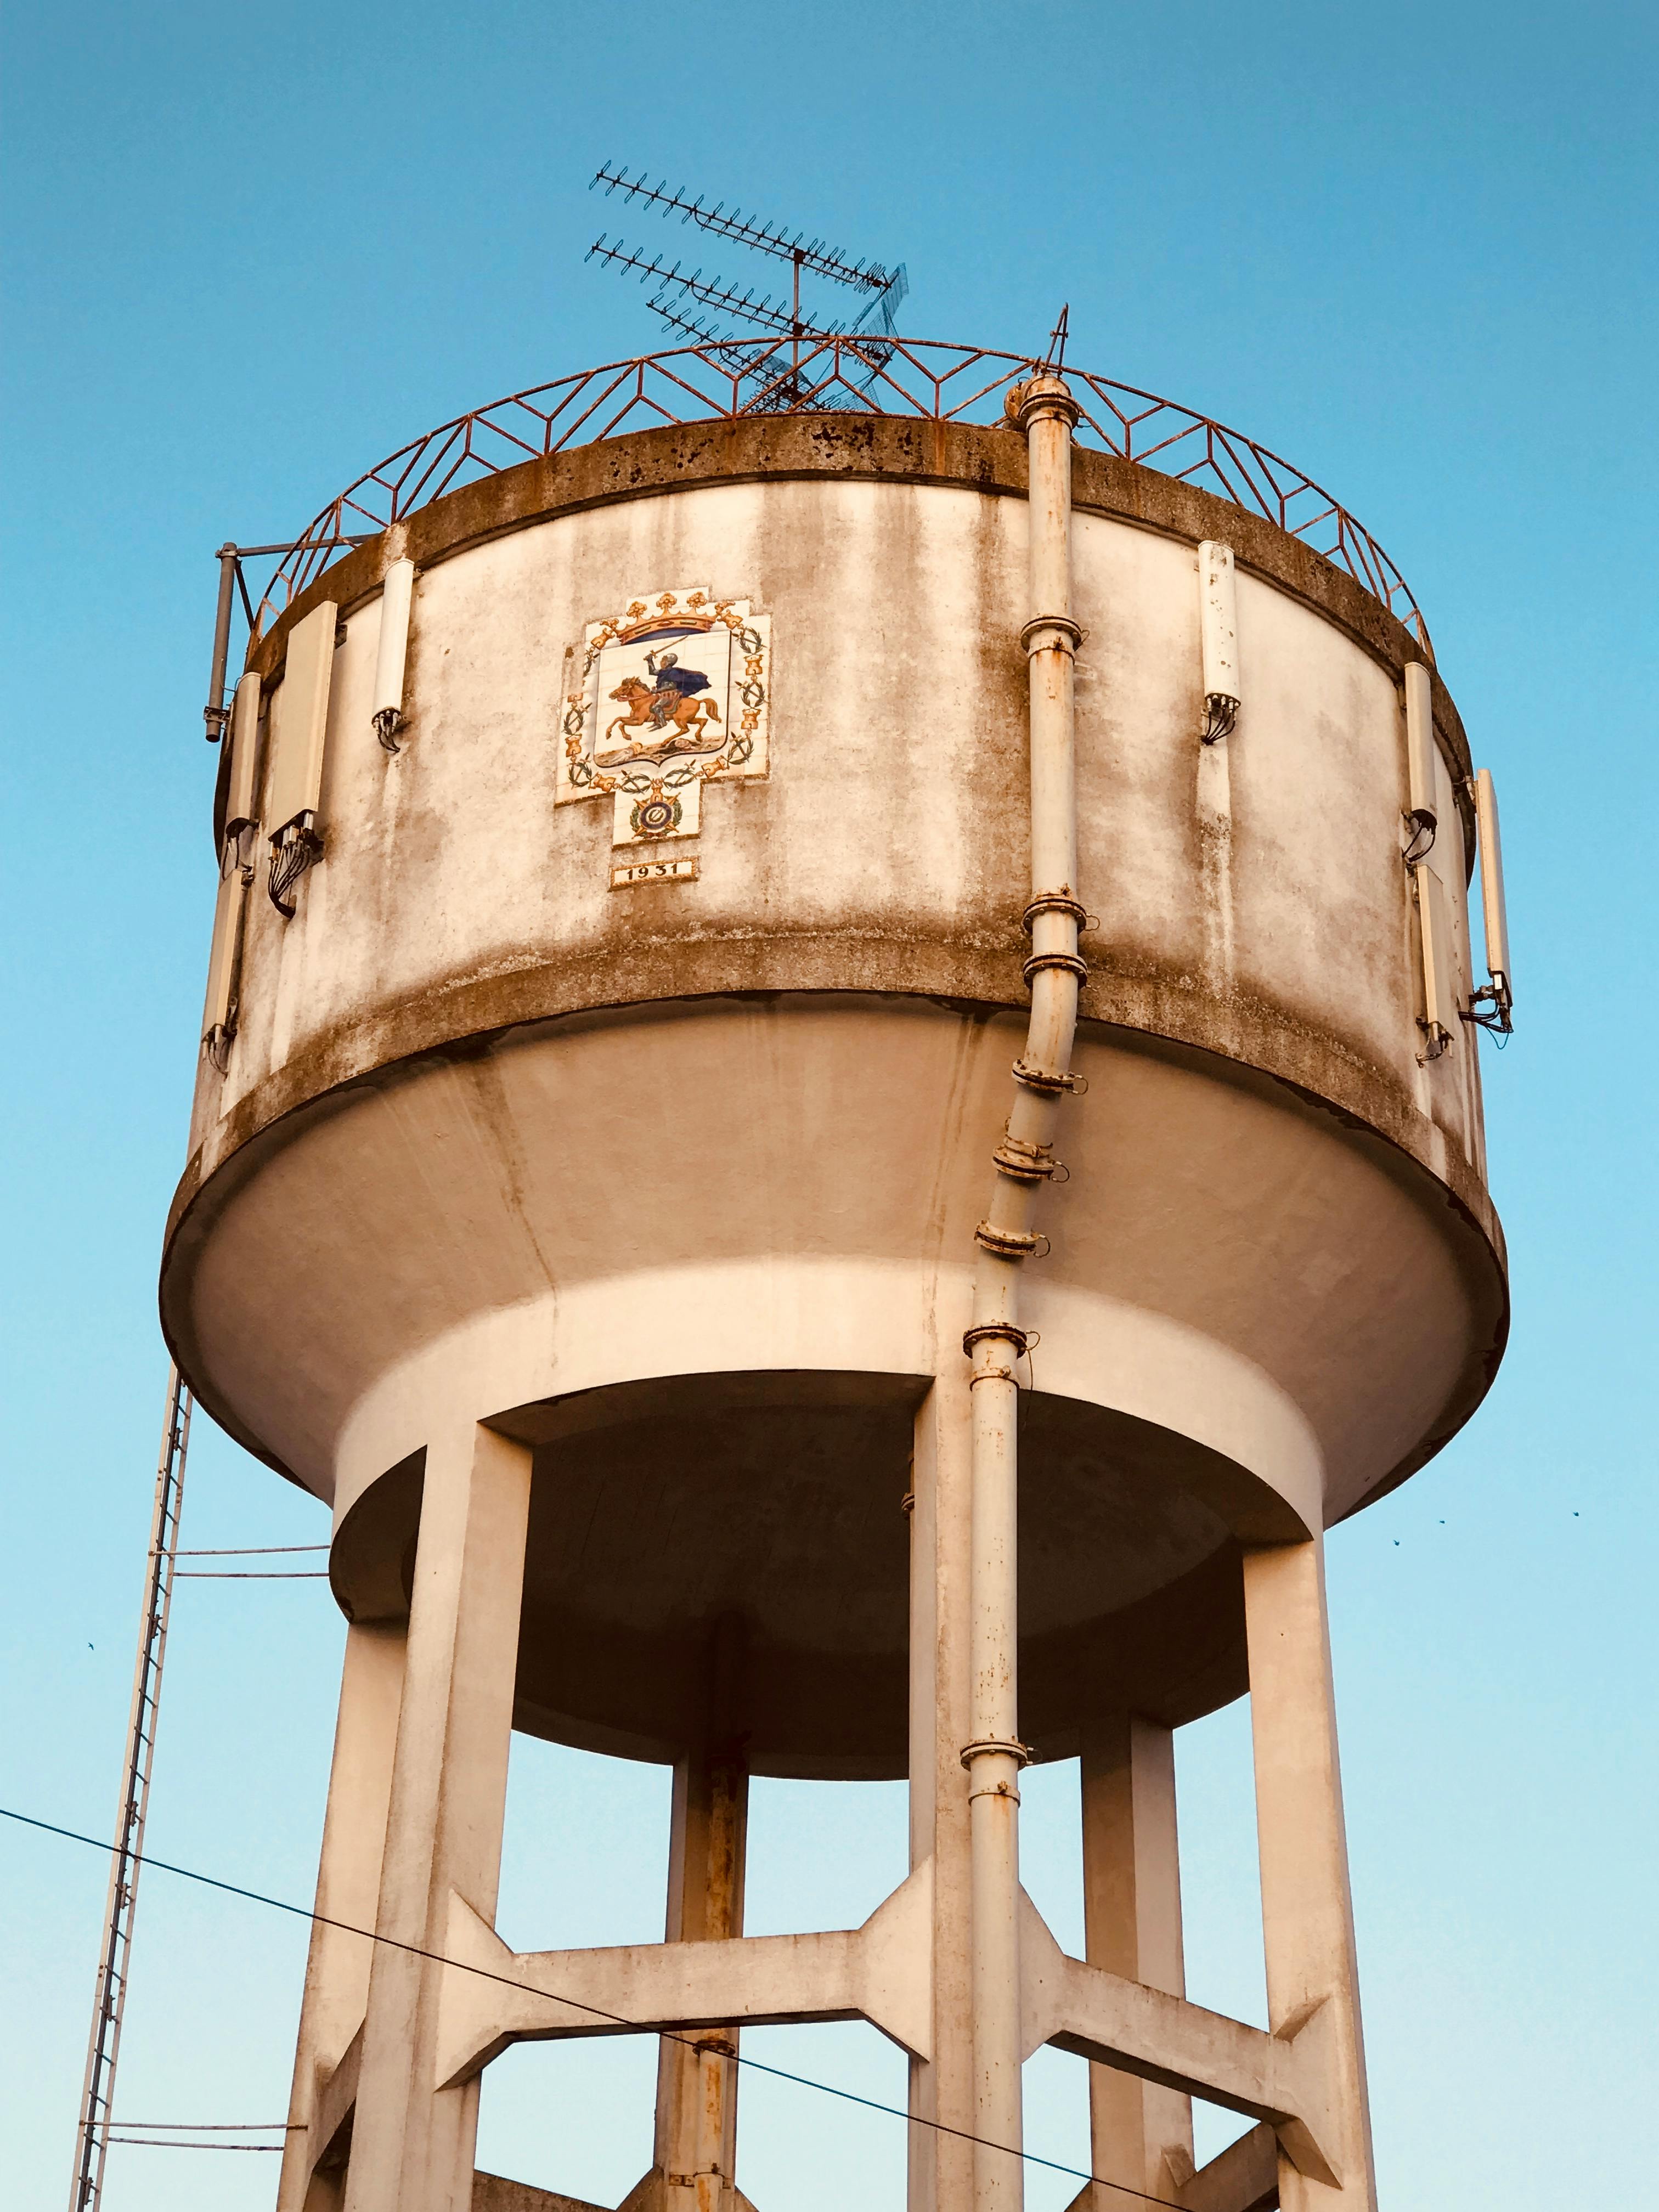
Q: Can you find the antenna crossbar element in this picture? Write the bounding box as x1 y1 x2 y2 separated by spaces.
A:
588 239 797 337
67 1369 192 2212
592 164 889 294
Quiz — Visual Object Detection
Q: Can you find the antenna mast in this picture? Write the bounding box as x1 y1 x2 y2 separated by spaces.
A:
67 1369 192 2212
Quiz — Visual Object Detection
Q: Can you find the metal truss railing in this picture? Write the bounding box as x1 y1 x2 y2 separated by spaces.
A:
254 335 1430 651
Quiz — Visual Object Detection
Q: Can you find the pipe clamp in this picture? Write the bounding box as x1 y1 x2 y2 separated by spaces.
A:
1011 1058 1086 1097
974 1220 1048 1260
1022 894 1090 933
960 1736 1034 1770
1022 950 1090 985
962 1323 1031 1356
1019 614 1084 656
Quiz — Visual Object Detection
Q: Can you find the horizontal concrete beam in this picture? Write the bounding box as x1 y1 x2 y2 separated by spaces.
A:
1178 2123 1279 2211
303 2020 362 2180
435 1859 934 2089
1020 1893 1337 2187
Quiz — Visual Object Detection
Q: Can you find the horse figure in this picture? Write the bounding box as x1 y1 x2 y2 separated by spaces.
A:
605 676 723 754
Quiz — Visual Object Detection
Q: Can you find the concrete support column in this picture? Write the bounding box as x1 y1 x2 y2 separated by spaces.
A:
1079 1715 1194 2208
278 1620 407 2212
342 1423 533 2212
1243 1539 1378 2211
907 1373 976 2212
646 1620 750 2212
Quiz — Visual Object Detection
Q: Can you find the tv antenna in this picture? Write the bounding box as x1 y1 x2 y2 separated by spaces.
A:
588 165 907 408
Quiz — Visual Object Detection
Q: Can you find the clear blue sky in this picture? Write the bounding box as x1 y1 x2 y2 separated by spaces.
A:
2 3 1654 2207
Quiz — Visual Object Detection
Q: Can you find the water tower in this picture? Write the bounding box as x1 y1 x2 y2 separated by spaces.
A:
162 326 1511 2212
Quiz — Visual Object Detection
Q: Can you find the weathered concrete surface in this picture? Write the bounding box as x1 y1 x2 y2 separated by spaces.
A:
345 1424 531 2212
1081 1714 1194 2204
165 435 1506 1722
473 2175 611 2212
188 408 1486 2212
1244 1539 1376 2209
277 1621 405 2211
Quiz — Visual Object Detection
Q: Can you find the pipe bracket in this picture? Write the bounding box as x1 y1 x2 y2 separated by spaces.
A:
991 1134 1059 1184
974 1221 1049 1260
1019 614 1083 657
1012 1058 1086 1097
1022 894 1090 933
960 1737 1034 1770
962 1323 1031 1357
1022 950 1090 985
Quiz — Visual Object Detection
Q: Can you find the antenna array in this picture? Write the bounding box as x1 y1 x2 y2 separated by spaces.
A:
586 165 909 409
592 164 891 294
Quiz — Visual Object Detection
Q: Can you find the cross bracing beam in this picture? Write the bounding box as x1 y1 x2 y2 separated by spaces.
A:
434 1860 936 2089
352 1867 1342 2198
1019 1895 1341 2187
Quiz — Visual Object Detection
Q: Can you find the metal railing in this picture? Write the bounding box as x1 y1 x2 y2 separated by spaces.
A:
255 335 1430 651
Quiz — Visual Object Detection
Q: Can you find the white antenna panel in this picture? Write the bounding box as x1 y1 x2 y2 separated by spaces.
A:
1198 540 1240 740
1404 662 1437 832
202 856 245 1044
1475 768 1510 986
372 560 415 748
1414 859 1459 1056
225 672 262 839
265 601 337 836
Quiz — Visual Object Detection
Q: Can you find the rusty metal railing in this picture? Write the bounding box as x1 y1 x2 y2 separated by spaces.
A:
253 335 1430 651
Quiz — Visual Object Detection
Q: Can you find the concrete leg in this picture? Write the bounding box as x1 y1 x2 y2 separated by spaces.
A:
624 1619 751 2212
278 1620 407 2212
907 1374 976 2212
1243 1539 1377 2211
1079 1714 1195 2209
341 1423 532 2212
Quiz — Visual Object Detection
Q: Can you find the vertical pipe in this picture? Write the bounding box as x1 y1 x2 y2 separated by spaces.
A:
909 1377 976 2212
204 545 238 742
963 371 1084 2212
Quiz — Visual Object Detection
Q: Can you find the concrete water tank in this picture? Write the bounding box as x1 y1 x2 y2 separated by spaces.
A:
162 340 1509 2212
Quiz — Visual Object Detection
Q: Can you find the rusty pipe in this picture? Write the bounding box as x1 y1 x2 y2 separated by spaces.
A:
963 371 1083 2212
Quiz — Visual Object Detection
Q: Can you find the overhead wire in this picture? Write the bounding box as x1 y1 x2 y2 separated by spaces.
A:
104 2136 284 2152
175 1545 328 1555
89 2118 297 2154
174 1543 330 1579
6 1802 1202 2211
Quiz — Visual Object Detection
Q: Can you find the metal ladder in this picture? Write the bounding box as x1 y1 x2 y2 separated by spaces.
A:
67 1368 192 2212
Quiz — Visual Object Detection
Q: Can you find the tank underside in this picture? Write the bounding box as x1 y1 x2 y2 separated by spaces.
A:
163 994 1505 1774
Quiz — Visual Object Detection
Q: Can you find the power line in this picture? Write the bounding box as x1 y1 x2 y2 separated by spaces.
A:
174 1542 330 1580
104 2137 283 2152
176 1545 328 1556
104 2121 297 2131
7 1802 1197 2212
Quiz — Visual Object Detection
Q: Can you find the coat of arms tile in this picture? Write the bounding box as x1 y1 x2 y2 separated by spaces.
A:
557 587 771 856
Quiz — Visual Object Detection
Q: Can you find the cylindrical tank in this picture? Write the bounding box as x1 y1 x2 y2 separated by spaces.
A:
165 408 1503 1771
162 357 1507 2212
